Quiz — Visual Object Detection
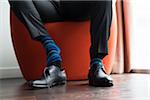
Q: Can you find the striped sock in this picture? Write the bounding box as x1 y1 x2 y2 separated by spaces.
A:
36 35 62 68
90 58 102 67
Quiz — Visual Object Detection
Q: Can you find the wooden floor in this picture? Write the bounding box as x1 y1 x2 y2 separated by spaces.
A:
0 74 150 100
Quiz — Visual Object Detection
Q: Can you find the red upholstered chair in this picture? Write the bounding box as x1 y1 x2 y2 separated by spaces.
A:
10 6 117 81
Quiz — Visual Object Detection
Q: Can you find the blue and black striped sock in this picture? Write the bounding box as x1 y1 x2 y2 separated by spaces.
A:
90 58 103 67
36 35 62 68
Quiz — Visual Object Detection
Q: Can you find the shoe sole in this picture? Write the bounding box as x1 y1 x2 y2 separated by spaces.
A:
89 79 113 87
89 81 113 87
32 80 66 88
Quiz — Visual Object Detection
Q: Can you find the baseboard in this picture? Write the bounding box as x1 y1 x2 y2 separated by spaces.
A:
130 69 150 74
0 66 23 79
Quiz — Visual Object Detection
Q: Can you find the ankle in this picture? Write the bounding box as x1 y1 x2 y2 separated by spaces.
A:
47 60 62 68
90 58 102 67
49 61 61 68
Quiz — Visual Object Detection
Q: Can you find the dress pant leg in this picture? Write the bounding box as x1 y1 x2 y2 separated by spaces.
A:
9 0 62 40
59 1 112 59
89 1 113 59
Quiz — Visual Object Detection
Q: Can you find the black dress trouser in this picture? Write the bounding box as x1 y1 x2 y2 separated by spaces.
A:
9 0 112 59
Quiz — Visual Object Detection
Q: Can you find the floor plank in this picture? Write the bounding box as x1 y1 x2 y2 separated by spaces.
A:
1 96 37 100
0 74 150 100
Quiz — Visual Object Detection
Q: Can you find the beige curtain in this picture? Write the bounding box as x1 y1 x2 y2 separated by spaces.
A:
111 0 131 73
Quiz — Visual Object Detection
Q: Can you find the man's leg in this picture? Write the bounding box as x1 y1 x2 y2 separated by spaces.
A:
90 1 112 60
60 1 113 87
88 1 113 87
9 0 66 88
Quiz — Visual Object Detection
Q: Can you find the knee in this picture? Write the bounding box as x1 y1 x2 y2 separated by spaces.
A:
8 1 16 8
95 1 112 10
96 1 113 15
105 1 112 9
9 1 24 10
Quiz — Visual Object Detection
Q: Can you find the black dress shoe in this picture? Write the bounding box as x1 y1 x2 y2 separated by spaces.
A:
28 65 67 88
88 63 113 87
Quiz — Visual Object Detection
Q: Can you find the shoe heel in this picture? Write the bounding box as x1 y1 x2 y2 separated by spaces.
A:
88 78 95 86
58 80 66 85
